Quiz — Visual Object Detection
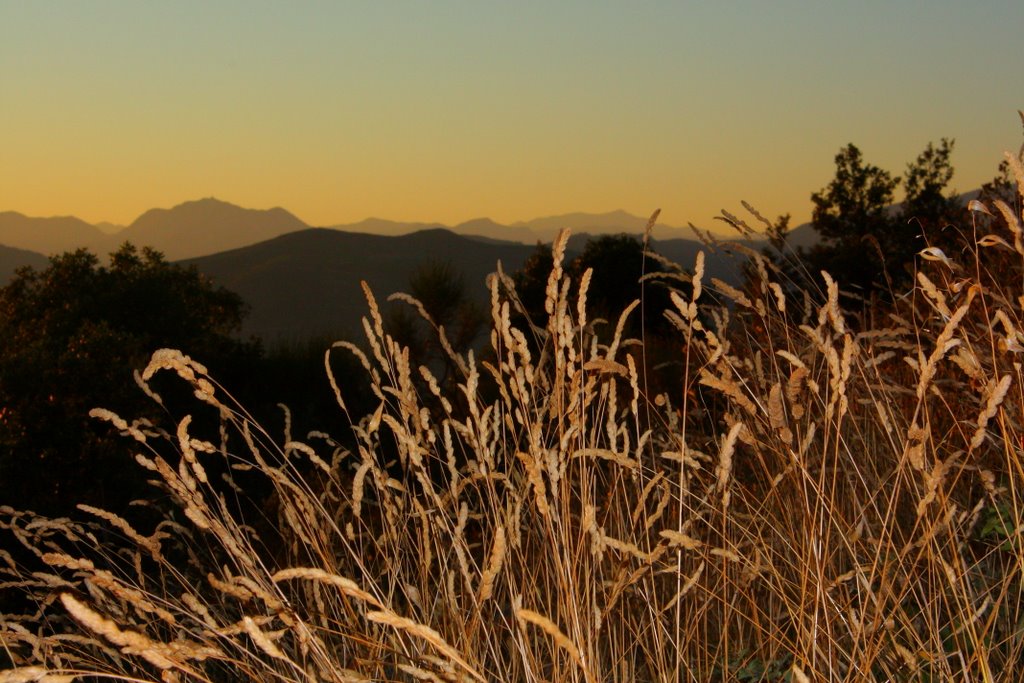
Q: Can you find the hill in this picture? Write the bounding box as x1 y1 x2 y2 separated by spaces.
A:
329 217 442 237
0 215 805 345
0 200 827 345
184 228 542 342
516 210 696 242
0 212 111 256
182 224 776 344
119 198 309 260
0 200 822 266
333 210 703 245
453 218 538 244
0 244 48 282
0 199 309 260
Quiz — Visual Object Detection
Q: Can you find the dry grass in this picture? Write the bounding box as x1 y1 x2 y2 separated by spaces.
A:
3 174 1024 682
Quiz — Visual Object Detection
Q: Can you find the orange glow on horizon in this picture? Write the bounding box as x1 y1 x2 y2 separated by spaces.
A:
1 3 1020 235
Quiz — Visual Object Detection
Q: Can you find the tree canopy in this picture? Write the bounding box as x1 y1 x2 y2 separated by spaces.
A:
511 234 676 340
0 244 260 516
774 139 963 302
386 260 488 388
571 234 679 340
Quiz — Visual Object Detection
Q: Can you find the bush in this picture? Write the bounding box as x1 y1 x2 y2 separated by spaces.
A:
0 244 260 517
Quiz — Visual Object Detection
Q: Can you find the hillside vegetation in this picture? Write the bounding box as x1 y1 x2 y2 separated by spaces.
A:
2 136 1023 680
3 162 1024 681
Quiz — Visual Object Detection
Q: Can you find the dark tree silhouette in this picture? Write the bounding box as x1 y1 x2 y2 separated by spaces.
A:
805 144 900 296
567 234 675 339
898 138 965 257
901 140 958 226
787 141 964 302
977 112 1024 210
507 234 680 342
0 244 259 516
387 260 487 385
812 144 899 244
511 241 555 331
978 158 1020 211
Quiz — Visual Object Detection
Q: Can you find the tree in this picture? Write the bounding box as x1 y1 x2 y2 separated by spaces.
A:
511 242 555 332
977 111 1024 210
505 233 691 409
805 144 901 296
568 234 675 339
811 144 899 245
508 234 679 342
901 139 957 224
0 244 259 516
765 213 793 254
799 141 966 301
750 213 799 297
899 138 964 254
408 260 486 354
386 260 487 386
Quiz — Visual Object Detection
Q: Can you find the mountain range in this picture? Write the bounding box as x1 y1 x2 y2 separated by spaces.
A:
0 197 810 342
0 199 310 261
0 197 791 260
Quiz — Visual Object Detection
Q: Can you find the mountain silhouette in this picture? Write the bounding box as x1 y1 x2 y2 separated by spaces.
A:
0 211 111 256
453 218 538 244
183 227 542 342
333 210 705 244
516 210 652 237
0 206 814 346
0 244 48 282
514 210 693 241
0 199 822 265
119 198 309 260
0 199 832 345
180 224 781 344
329 217 442 237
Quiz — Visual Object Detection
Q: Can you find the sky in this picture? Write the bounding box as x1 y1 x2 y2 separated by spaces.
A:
1 1 1022 232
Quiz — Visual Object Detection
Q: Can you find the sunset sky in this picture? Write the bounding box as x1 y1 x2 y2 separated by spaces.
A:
2 1 1021 232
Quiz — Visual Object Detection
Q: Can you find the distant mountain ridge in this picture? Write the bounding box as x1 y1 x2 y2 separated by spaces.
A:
119 198 309 260
0 211 111 256
1 198 741 259
181 226 788 342
516 210 655 238
0 198 310 261
329 210 697 245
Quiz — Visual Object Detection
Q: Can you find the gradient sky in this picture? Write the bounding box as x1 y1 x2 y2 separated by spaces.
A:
2 1 1022 232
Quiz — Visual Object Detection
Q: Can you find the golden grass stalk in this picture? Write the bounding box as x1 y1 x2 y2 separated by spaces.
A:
365 611 486 683
514 607 586 672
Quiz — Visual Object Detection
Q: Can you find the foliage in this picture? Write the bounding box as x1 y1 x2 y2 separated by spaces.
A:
803 143 902 297
259 334 375 440
567 233 676 339
0 244 259 516
764 212 792 253
900 139 960 230
811 143 901 245
512 234 678 341
386 260 488 388
782 140 963 302
510 241 554 335
978 113 1024 210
